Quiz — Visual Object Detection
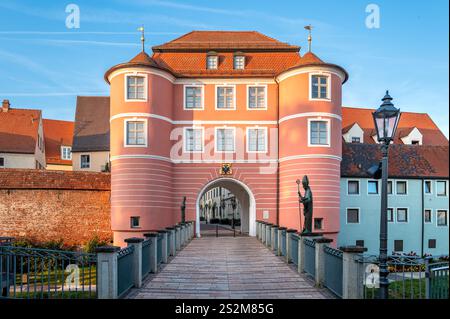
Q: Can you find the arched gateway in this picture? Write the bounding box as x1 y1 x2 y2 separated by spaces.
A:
196 178 256 237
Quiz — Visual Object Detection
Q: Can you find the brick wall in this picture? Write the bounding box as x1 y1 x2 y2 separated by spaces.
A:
0 169 112 246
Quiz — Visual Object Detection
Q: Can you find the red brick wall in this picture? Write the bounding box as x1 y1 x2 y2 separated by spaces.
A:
0 169 112 246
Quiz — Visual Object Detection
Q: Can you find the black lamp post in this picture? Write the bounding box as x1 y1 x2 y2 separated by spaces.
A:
372 91 401 299
230 197 237 237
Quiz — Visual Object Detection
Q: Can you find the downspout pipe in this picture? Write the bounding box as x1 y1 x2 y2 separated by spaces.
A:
421 179 425 257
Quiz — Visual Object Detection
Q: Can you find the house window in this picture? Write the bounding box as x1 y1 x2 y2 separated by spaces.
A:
348 180 360 195
356 240 364 247
424 181 432 194
130 216 140 228
126 120 146 146
248 86 266 109
184 128 203 152
61 146 72 160
126 75 146 100
216 128 235 152
0 157 4 167
428 239 437 249
351 137 361 143
368 180 379 194
394 240 404 252
247 128 267 152
314 218 323 230
437 210 448 226
311 75 329 99
234 55 245 70
424 209 432 223
387 181 393 195
184 86 203 109
207 55 218 69
309 120 329 146
346 208 359 224
436 181 447 196
80 155 90 169
387 208 394 222
397 208 408 223
216 86 235 109
396 181 407 195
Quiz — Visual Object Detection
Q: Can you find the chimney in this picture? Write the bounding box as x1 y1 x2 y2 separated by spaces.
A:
2 99 10 112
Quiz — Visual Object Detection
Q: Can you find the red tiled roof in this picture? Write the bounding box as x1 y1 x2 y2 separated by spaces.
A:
152 31 300 51
43 119 74 166
342 107 448 145
0 107 40 154
342 143 449 178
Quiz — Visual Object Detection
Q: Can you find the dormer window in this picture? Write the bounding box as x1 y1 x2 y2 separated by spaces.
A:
61 146 72 160
234 54 245 70
400 127 423 145
206 52 218 69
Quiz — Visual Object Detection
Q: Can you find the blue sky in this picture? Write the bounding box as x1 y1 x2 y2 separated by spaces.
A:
0 0 448 136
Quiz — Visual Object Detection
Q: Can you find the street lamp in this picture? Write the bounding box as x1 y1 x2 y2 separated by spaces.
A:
372 90 401 299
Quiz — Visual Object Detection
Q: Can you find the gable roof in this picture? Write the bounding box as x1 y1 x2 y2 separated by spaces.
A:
43 119 74 166
152 31 300 52
0 106 41 154
72 96 110 152
342 107 448 145
341 143 449 179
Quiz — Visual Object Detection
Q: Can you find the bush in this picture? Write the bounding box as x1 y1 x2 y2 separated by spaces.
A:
84 236 109 254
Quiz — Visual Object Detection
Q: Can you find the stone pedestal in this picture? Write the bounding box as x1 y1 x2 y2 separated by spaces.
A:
96 246 120 299
340 245 367 299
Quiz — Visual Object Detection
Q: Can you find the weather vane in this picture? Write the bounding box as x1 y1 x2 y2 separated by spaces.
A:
138 25 145 52
304 24 313 52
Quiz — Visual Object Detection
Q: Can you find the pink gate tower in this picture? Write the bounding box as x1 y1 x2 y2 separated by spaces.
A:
104 31 348 247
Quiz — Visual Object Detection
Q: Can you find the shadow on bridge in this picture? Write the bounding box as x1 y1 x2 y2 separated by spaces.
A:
200 223 248 237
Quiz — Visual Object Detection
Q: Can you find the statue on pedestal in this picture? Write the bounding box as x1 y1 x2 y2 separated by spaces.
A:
297 175 313 234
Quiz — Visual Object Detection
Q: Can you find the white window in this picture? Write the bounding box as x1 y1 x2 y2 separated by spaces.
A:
346 208 359 224
0 157 4 167
368 180 379 195
396 208 408 223
387 208 394 222
247 127 267 153
234 55 245 70
216 128 235 152
126 75 146 101
437 210 448 226
216 86 235 110
184 86 203 109
424 209 432 223
310 74 330 100
436 181 448 196
248 86 267 109
424 180 432 194
309 119 330 146
60 146 72 160
184 127 204 153
396 181 407 195
347 180 360 195
351 137 361 143
80 154 90 169
387 181 393 195
125 120 147 146
207 55 218 69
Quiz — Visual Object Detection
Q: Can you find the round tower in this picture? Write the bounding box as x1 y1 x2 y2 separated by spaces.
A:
276 52 348 243
105 51 175 246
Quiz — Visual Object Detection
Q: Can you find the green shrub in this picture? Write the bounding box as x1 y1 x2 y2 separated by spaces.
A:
84 236 109 254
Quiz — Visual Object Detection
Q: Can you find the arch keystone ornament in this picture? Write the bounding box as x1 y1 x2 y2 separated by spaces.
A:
219 163 233 175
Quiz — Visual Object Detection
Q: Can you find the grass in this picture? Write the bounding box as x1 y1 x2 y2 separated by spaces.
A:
10 290 96 299
13 265 97 286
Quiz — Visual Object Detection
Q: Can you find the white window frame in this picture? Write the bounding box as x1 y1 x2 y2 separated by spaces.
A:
387 180 393 195
424 180 433 194
424 209 433 224
395 180 408 195
396 207 409 223
234 55 245 70
246 126 268 153
367 180 380 196
309 72 331 101
387 208 394 223
124 73 148 102
436 180 448 197
60 146 72 160
436 209 448 227
183 127 205 153
346 207 360 224
215 126 236 153
307 118 331 147
215 85 236 110
347 179 360 196
183 84 204 110
80 154 90 169
246 84 268 110
124 118 148 148
206 55 218 70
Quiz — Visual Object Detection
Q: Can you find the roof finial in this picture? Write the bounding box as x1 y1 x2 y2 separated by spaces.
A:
138 25 145 52
304 24 313 52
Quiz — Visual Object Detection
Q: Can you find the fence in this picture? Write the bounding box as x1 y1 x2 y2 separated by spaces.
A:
428 262 449 299
303 238 316 278
141 239 151 278
117 246 134 298
323 245 343 297
290 235 299 265
0 245 96 299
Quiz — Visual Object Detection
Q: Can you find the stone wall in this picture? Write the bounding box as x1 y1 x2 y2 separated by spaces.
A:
0 169 112 246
